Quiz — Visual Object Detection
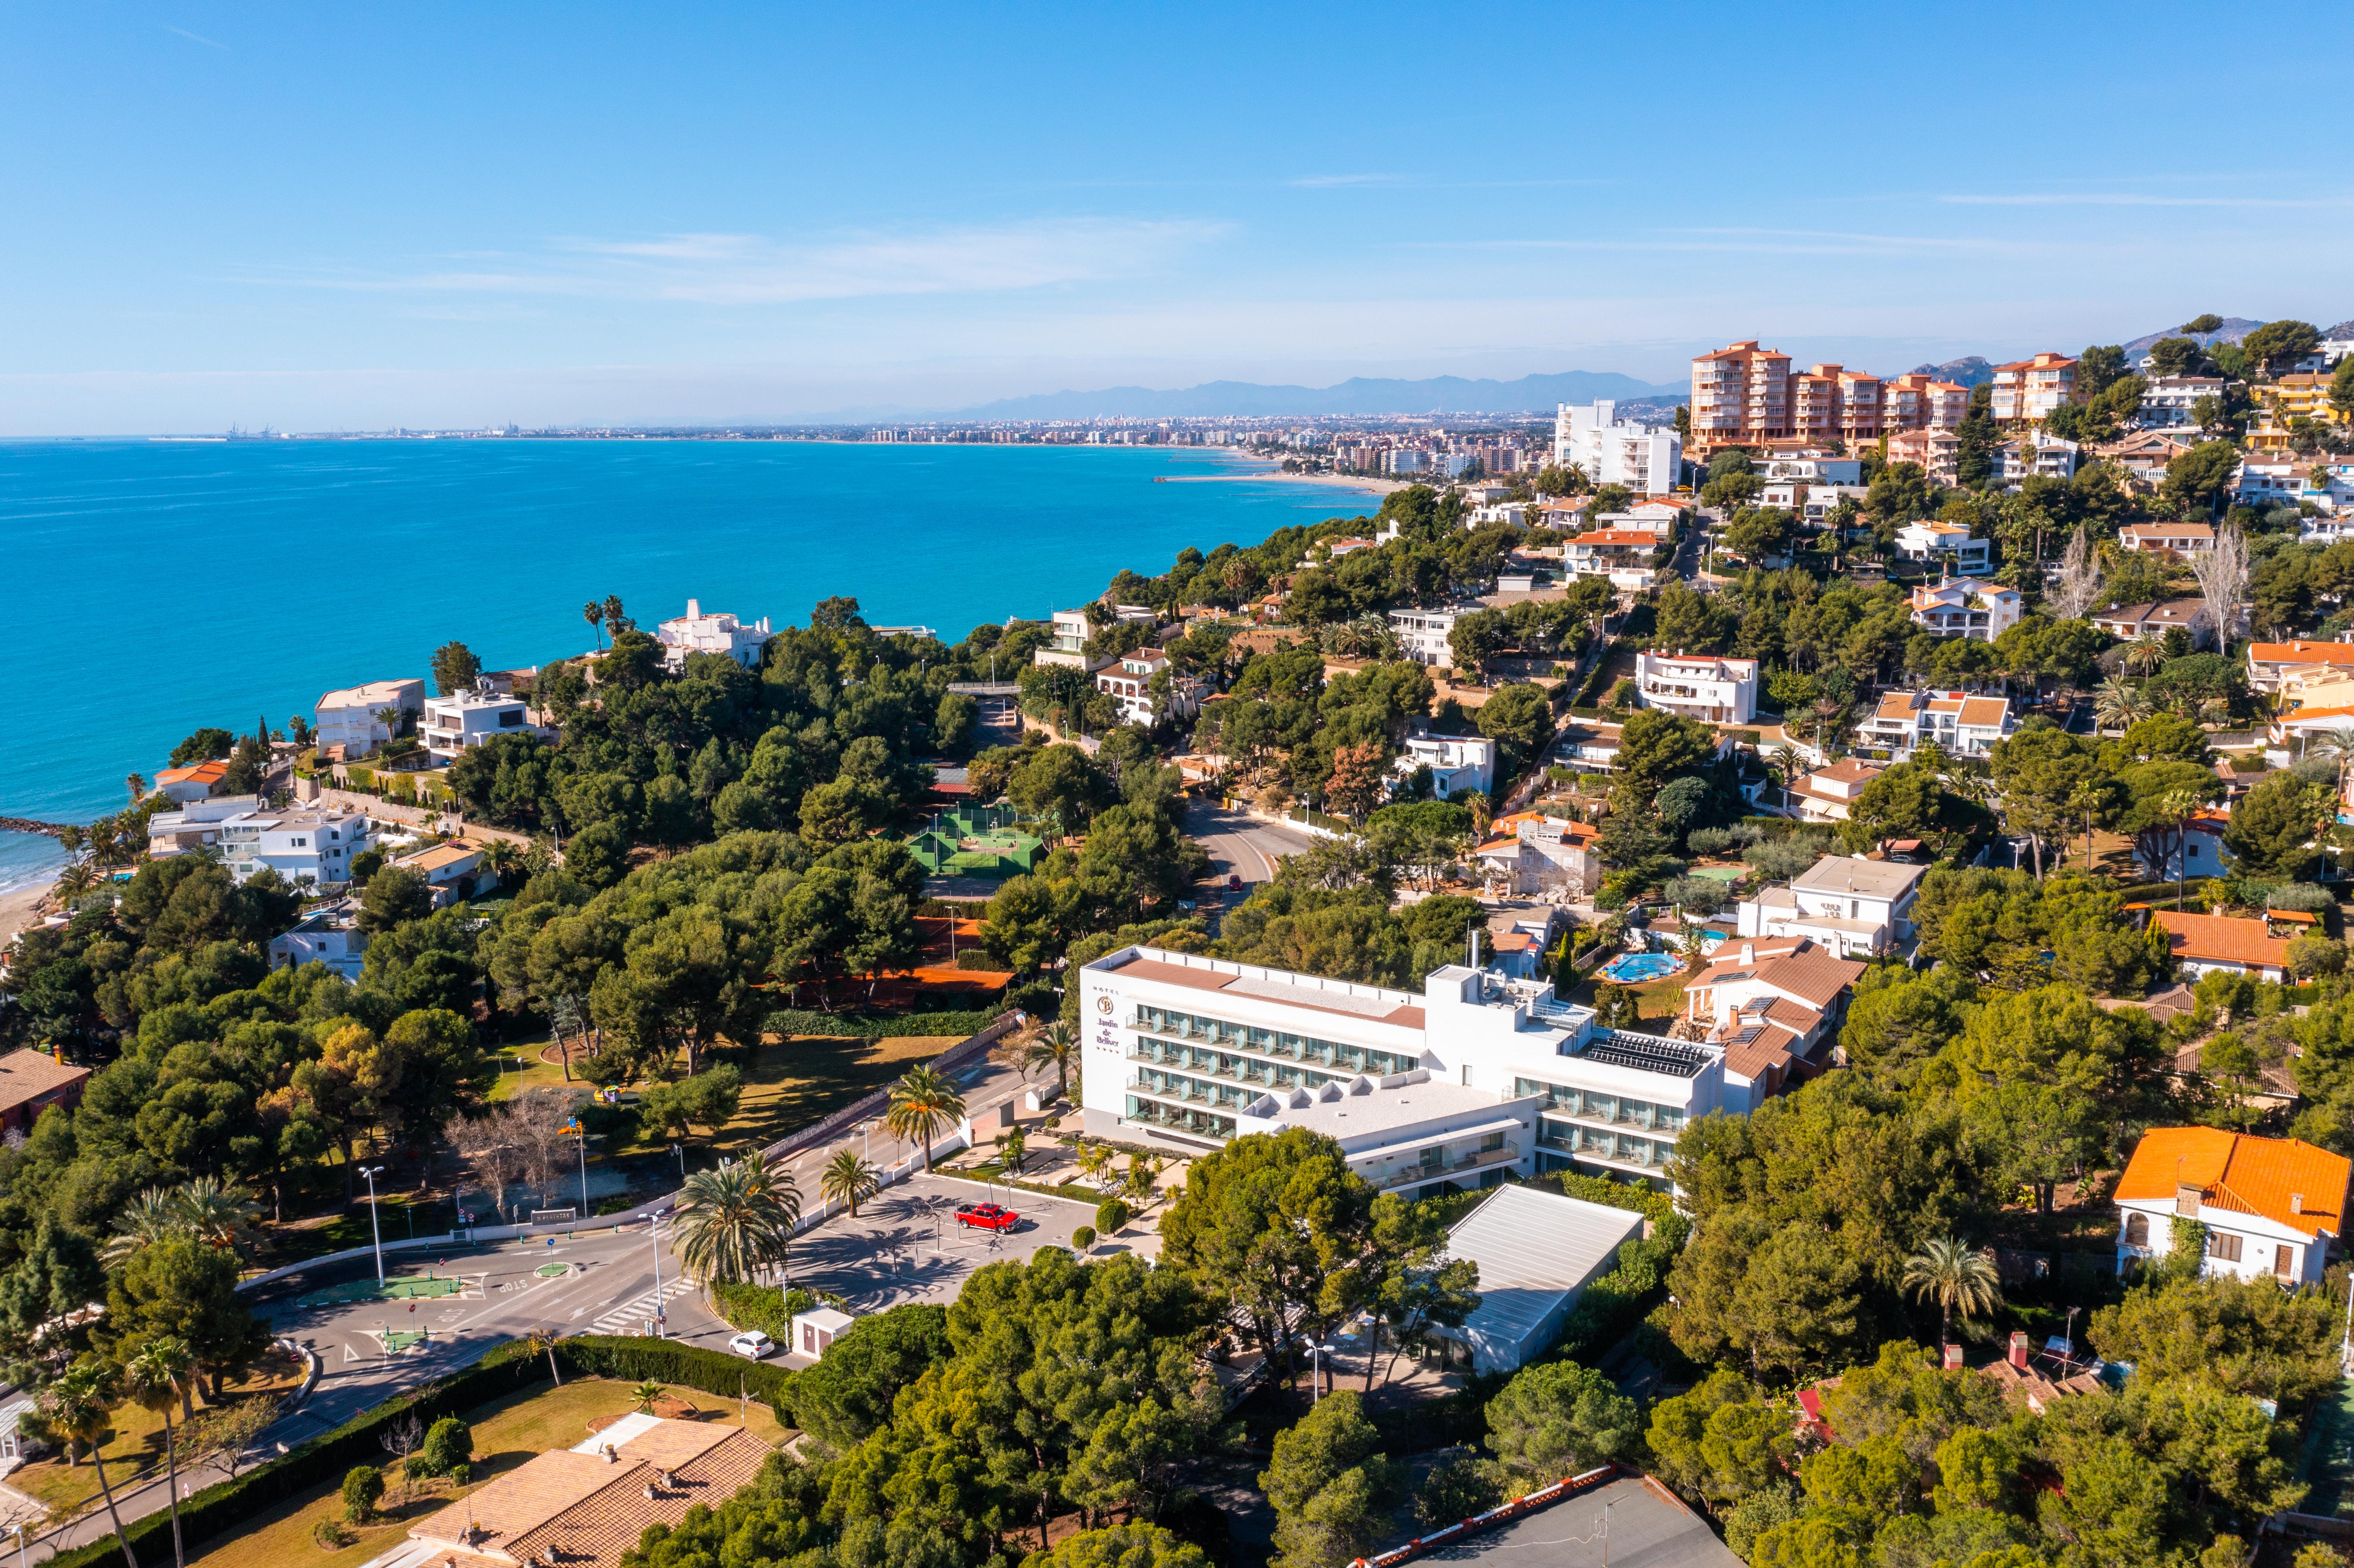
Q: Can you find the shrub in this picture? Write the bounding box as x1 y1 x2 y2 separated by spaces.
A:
954 950 1004 971
1415 1451 1504 1527
711 1282 816 1340
2270 881 2335 913
341 1465 383 1524
561 1334 795 1413
311 1518 351 1550
412 1416 471 1479
1095 1198 1132 1236
1072 1226 1097 1252
1609 678 1637 709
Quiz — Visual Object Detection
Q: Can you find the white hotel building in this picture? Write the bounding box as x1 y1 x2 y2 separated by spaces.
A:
1080 947 1737 1194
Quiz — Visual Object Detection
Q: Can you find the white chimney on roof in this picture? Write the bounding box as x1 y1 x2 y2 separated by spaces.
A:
686 598 700 619
1740 943 1754 964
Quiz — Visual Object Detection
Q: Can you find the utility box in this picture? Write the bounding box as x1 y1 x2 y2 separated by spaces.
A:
792 1307 856 1359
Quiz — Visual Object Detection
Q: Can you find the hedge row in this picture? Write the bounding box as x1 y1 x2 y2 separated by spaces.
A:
708 1282 817 1341
46 1340 551 1568
765 1007 1003 1039
45 1336 796 1568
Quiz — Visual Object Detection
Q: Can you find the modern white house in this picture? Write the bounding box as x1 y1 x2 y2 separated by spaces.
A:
1909 577 2023 642
145 795 263 859
1734 853 1924 958
1081 946 1741 1193
395 840 498 905
1855 690 2015 760
1425 1185 1644 1374
2118 522 2215 555
422 684 554 763
2137 376 2225 428
216 806 372 889
150 760 233 803
2114 1128 2348 1287
1756 454 1862 484
268 908 368 980
654 599 773 672
1893 521 1993 576
1031 608 1115 672
1396 728 1496 800
1562 528 1660 590
1632 651 1758 725
1388 605 1476 668
1553 401 1683 496
314 678 425 759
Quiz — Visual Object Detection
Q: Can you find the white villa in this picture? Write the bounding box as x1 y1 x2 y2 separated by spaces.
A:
423 684 555 763
1396 728 1496 800
1734 853 1924 958
1632 651 1758 726
314 678 425 759
654 599 773 671
1909 577 2023 642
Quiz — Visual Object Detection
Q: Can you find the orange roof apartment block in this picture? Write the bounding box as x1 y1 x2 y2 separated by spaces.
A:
1990 352 2079 425
2247 639 2354 694
2114 1128 2348 1285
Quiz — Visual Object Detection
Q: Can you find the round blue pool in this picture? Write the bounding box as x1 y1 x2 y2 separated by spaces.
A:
1597 952 1681 983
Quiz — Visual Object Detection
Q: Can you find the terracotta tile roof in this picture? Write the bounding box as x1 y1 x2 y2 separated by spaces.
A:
1720 1025 1800 1080
153 760 229 787
1815 758 1881 784
1754 946 1868 1008
2251 641 2354 669
410 1419 773 1568
2116 1127 2351 1238
0 1050 90 1117
1956 697 2011 729
2150 910 2293 970
1874 692 1925 720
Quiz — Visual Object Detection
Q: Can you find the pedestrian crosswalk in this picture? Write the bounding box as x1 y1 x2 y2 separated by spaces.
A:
587 1278 695 1336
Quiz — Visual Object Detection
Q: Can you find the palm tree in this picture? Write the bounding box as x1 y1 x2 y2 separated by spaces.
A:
885 1065 966 1172
584 601 606 651
1769 743 1809 805
819 1148 880 1218
171 1177 258 1257
2124 636 2166 678
124 1338 195 1568
126 773 147 806
674 1151 795 1300
630 1380 663 1414
2092 678 2146 733
521 1327 562 1387
1026 1022 1079 1106
104 1188 195 1268
34 1360 140 1568
1900 1238 2002 1351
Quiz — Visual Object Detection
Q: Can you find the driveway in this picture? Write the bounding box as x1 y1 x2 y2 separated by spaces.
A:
782 1173 1130 1322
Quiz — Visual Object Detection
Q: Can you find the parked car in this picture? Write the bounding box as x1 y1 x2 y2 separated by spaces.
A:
728 1330 774 1360
955 1202 1020 1232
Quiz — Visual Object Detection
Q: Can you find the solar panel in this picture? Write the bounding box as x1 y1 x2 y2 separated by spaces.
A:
1579 1029 1714 1078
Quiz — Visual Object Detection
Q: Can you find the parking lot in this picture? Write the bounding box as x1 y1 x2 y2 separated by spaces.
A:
786 1173 1141 1316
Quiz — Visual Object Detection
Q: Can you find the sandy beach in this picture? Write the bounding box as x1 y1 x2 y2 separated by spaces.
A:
1161 470 1407 496
0 877 56 952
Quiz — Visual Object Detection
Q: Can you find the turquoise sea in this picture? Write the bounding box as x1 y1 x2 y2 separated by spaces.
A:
0 439 1361 892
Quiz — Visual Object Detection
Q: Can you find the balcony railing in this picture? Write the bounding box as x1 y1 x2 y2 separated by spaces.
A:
1367 1141 1520 1191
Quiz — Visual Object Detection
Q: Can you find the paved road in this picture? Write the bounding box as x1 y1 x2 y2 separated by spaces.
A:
25 1047 1055 1562
784 1173 1124 1323
1185 800 1317 888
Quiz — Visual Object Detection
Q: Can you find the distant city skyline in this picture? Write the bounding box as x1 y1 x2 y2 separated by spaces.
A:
6 0 2352 433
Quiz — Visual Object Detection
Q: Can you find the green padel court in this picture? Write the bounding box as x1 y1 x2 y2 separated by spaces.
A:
2298 1377 2354 1519
908 803 1046 878
296 1273 467 1308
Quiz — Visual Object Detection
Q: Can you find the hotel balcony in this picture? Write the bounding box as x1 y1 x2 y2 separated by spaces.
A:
1363 1140 1521 1192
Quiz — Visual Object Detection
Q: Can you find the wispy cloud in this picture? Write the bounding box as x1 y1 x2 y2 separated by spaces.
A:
162 24 228 48
254 218 1227 305
1289 173 1403 188
1940 192 2353 208
1419 227 2050 257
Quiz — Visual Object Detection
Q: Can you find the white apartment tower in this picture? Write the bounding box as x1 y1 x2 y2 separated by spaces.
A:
1553 401 1683 496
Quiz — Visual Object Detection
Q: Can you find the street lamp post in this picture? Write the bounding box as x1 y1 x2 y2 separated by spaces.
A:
672 1141 685 1181
649 1209 672 1339
360 1165 387 1282
1308 1340 1340 1406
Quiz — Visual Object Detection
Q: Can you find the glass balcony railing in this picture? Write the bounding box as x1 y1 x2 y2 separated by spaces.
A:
1366 1141 1520 1191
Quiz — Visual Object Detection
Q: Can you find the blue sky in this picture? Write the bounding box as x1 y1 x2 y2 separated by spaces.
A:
6 1 2353 432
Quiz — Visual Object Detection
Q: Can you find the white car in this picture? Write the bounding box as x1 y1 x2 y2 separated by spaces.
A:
727 1330 774 1360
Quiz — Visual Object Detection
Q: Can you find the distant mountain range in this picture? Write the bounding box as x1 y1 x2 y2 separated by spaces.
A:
2120 317 2267 356
943 369 1687 421
1905 356 1996 387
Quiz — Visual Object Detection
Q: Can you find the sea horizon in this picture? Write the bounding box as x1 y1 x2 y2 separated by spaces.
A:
0 439 1381 892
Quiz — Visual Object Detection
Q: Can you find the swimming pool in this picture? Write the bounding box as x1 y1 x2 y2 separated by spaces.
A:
1597 952 1682 983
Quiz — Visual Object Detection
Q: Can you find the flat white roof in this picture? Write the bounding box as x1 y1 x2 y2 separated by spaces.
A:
570 1410 663 1454
1441 1185 1644 1353
1236 1073 1498 1142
